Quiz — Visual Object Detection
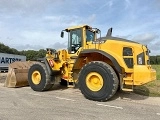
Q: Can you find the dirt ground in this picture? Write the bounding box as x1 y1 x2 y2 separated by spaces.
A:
0 73 7 83
0 78 160 120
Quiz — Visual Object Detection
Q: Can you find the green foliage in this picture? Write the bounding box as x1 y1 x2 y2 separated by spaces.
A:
20 49 46 61
0 43 46 60
134 65 160 97
152 65 160 80
0 43 20 54
150 56 160 65
37 49 47 58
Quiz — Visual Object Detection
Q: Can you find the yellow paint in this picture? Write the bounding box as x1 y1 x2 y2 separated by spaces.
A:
45 25 156 87
66 24 88 30
86 72 103 91
32 71 41 85
133 65 156 85
7 24 156 90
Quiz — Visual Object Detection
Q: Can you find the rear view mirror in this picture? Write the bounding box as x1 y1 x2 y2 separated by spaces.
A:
96 29 100 34
61 31 64 38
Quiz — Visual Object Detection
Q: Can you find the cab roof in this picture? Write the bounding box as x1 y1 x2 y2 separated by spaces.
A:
65 24 90 31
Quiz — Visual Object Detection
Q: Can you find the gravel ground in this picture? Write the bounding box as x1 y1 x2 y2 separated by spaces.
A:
0 83 160 120
0 73 7 83
1 72 160 120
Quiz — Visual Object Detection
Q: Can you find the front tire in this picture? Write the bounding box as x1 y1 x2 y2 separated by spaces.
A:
28 62 54 91
78 61 119 101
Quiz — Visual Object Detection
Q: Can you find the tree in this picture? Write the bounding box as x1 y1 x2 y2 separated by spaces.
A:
150 56 156 64
150 56 160 65
156 56 160 64
37 49 46 58
19 49 46 61
0 43 20 54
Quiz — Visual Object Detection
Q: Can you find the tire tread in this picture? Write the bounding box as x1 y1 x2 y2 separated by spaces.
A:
78 61 119 101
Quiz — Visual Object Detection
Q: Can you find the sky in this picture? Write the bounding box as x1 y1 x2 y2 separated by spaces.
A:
0 0 160 55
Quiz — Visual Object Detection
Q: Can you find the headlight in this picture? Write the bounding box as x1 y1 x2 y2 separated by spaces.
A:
138 57 142 64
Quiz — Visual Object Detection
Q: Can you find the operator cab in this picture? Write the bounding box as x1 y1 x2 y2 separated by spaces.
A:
61 25 100 54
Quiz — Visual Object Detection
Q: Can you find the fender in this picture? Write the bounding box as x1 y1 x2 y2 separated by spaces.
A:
73 49 122 73
37 58 60 76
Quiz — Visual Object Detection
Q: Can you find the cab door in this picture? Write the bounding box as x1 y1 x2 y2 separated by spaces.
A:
68 28 82 56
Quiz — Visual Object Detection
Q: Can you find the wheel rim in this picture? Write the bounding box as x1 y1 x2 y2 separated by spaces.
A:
32 71 41 85
86 72 104 91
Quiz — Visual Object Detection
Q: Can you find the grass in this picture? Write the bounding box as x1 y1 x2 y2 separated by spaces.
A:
152 65 160 80
134 65 160 97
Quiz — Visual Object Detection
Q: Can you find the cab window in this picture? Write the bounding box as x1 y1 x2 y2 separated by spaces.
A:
86 30 95 42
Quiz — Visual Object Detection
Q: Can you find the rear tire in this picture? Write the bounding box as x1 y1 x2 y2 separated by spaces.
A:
28 62 54 91
78 61 119 101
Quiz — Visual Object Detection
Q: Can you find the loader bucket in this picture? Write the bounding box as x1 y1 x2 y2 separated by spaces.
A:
4 61 35 88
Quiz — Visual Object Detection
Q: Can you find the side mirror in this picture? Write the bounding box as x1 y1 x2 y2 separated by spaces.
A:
96 29 101 34
61 31 64 38
148 50 151 53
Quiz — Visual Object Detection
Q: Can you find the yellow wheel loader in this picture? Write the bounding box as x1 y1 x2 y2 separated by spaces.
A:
5 25 156 101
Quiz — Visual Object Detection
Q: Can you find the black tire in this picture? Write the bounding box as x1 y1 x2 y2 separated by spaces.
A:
78 61 119 101
28 62 54 91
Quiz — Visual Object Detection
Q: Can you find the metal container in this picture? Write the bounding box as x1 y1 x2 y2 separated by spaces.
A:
0 53 26 72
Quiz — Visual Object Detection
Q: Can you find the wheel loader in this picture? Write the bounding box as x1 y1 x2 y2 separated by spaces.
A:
5 25 156 101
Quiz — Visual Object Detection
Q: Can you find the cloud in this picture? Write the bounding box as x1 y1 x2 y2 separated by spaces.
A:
49 42 67 50
43 15 81 29
153 0 160 9
95 0 114 12
132 33 158 44
86 14 96 23
149 42 160 55
11 44 45 51
43 14 97 29
150 40 160 49
9 41 67 51
0 0 159 56
131 33 160 55
124 0 131 9
0 12 97 51
0 0 65 15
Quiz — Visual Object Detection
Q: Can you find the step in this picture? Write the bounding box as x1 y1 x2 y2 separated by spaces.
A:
123 78 133 81
122 88 133 92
